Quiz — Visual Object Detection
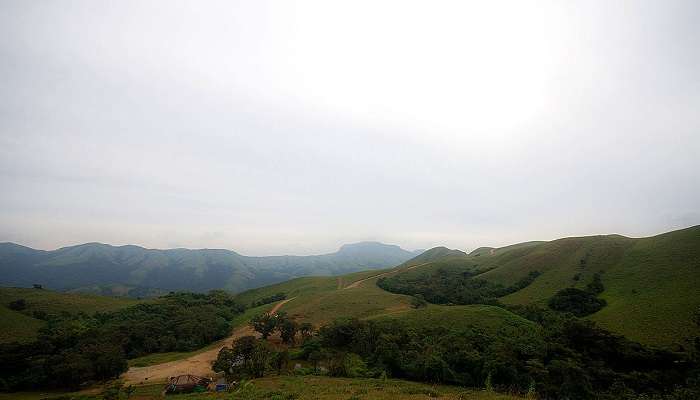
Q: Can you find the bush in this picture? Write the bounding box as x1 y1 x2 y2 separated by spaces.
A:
548 288 606 317
8 299 26 311
378 269 541 306
0 291 245 390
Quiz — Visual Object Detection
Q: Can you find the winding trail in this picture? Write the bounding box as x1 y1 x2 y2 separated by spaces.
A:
122 298 294 385
123 261 430 385
343 263 430 289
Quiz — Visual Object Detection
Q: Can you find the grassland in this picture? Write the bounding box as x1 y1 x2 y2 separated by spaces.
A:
375 225 700 348
239 275 412 326
0 376 524 400
0 305 44 343
235 261 534 336
0 287 141 343
372 303 537 335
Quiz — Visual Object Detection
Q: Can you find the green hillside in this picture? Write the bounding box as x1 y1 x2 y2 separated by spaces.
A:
234 262 532 332
0 306 44 343
377 225 700 348
0 287 141 343
371 303 537 335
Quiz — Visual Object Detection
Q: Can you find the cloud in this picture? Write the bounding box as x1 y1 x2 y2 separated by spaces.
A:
1 0 699 255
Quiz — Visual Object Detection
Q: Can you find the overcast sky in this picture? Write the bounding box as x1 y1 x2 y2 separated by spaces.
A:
1 1 699 255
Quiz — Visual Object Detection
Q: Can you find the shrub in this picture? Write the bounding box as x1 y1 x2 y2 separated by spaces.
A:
548 288 606 317
8 299 26 311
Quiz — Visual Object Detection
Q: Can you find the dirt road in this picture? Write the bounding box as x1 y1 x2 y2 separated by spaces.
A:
343 263 430 289
122 298 294 385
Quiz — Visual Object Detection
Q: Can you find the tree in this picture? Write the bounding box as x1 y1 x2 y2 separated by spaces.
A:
250 313 277 339
279 319 298 345
214 336 260 379
274 349 289 375
585 273 604 295
302 338 323 371
548 288 606 317
213 346 238 380
300 322 314 341
249 340 274 377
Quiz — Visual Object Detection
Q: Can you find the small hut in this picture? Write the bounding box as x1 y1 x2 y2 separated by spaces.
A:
164 374 211 394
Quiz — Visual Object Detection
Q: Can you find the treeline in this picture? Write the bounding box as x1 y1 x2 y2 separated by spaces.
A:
0 291 245 391
299 311 698 399
213 312 314 380
250 292 287 308
377 268 541 305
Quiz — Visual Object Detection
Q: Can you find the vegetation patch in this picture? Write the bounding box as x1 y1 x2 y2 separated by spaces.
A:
0 291 245 390
377 268 540 306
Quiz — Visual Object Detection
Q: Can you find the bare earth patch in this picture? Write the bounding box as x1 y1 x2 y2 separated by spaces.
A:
122 298 293 385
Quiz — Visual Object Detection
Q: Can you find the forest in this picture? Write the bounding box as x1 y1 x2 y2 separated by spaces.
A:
219 306 700 400
0 291 245 390
377 268 541 305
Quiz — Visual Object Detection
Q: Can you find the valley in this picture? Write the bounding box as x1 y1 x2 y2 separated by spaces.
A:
1 225 699 399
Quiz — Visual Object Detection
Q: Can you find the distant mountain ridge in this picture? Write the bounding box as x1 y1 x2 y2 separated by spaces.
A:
0 241 415 295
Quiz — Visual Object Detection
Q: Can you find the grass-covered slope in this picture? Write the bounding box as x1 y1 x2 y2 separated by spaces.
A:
0 287 141 343
0 306 44 343
234 262 532 334
380 225 700 347
371 304 536 335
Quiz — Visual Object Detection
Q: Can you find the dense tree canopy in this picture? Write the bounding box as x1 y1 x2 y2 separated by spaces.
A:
0 291 245 390
378 268 540 305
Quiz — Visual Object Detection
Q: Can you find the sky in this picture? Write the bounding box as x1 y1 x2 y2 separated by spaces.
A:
1 1 699 256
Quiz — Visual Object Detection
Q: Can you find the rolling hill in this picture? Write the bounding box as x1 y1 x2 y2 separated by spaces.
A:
376 225 700 347
0 241 415 295
0 287 141 343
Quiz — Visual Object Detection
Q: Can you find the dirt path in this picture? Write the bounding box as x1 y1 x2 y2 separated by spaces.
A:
122 298 294 385
343 263 430 289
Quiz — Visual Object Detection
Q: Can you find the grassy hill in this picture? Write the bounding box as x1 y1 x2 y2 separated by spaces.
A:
376 225 700 348
234 262 533 333
371 303 537 335
0 287 141 343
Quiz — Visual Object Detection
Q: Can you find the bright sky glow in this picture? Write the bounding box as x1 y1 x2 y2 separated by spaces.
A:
1 1 699 255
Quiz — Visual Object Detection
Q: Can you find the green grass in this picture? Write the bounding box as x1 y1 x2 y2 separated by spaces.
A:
372 303 537 335
0 376 524 399
240 275 412 326
0 287 141 343
0 287 140 316
380 225 700 348
236 376 523 400
590 227 700 346
0 306 44 343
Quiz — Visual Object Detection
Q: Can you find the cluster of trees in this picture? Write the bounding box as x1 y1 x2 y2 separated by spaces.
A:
214 303 700 399
377 268 541 305
213 336 287 379
250 311 313 344
548 273 607 317
250 292 287 308
292 310 699 400
0 291 245 391
213 310 317 381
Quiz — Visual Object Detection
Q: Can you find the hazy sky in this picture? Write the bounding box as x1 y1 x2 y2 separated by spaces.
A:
1 1 699 255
